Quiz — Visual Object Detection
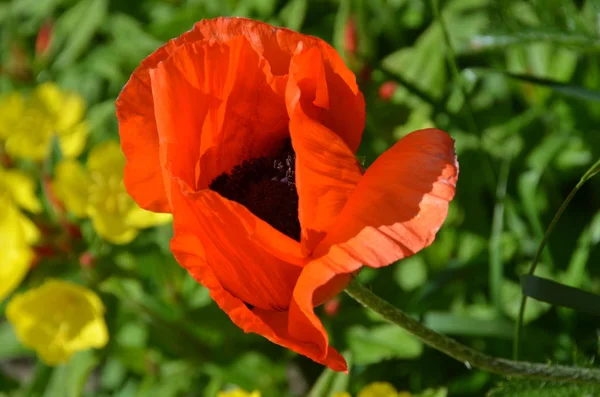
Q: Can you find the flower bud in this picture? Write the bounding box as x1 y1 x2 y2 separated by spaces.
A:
378 81 398 101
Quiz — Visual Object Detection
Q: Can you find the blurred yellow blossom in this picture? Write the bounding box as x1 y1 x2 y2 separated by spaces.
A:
0 167 42 244
6 279 108 365
0 93 25 140
0 196 35 301
53 140 171 244
217 390 261 397
357 382 400 397
0 166 42 301
0 82 88 160
332 385 412 397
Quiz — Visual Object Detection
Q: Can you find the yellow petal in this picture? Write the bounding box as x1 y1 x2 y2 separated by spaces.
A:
0 199 33 302
331 393 352 397
55 92 86 131
32 82 86 129
4 83 88 161
59 121 88 158
87 140 125 177
357 382 399 397
31 82 64 115
17 211 40 245
53 160 90 217
0 92 26 139
6 279 108 366
0 169 42 213
89 206 138 244
4 113 53 161
125 205 172 229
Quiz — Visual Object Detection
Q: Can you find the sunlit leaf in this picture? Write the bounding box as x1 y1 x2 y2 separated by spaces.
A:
53 0 108 68
346 324 423 365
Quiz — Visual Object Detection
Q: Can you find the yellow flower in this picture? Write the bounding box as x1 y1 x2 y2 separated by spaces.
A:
6 279 109 365
0 92 25 139
1 82 88 160
53 140 171 244
357 382 400 397
332 392 352 397
0 166 42 301
0 196 34 301
0 167 42 244
217 390 261 397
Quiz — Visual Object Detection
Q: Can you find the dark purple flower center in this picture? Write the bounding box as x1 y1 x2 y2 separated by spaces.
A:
209 139 300 241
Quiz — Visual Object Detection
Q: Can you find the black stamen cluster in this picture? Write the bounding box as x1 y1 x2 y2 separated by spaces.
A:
209 139 300 241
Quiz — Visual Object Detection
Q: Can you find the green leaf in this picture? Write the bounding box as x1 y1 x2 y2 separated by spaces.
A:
332 0 351 60
470 69 600 102
223 353 286 395
418 388 448 397
279 0 307 31
394 256 428 292
526 132 569 171
382 23 446 99
108 14 163 69
42 350 99 397
562 211 600 287
521 275 600 316
99 358 127 391
346 324 423 365
44 134 63 177
23 362 53 397
306 352 352 397
53 0 108 68
9 0 65 23
517 170 554 268
502 278 551 324
456 231 487 264
41 135 64 221
469 31 600 53
0 321 32 360
488 379 600 396
424 312 514 339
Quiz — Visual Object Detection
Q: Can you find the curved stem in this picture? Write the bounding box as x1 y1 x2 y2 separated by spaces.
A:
513 157 600 359
345 279 600 384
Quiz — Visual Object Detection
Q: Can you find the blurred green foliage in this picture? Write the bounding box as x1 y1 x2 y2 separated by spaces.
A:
1 0 600 396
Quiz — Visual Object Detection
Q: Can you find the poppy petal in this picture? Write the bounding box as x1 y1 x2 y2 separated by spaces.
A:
288 129 457 362
149 35 289 198
116 27 204 213
118 16 364 214
171 232 346 370
316 128 458 261
194 18 364 151
170 183 303 311
253 309 347 371
287 47 363 254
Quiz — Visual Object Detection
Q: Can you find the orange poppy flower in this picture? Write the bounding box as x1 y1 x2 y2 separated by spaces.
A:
116 17 458 372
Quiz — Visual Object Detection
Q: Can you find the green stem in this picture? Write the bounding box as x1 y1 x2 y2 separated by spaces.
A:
24 361 53 397
345 279 600 383
513 157 600 359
